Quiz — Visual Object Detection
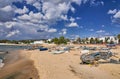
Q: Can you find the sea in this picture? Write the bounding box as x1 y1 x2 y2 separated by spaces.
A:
0 44 32 68
0 45 32 52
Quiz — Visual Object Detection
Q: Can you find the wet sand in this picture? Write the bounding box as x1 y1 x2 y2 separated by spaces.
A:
0 44 120 79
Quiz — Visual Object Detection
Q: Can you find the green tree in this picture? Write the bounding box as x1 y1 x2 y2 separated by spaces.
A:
11 40 19 44
59 36 67 44
52 36 68 45
19 40 32 44
52 38 59 44
0 39 10 43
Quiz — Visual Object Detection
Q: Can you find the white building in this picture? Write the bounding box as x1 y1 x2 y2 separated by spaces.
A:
47 39 52 42
99 36 119 44
32 40 44 44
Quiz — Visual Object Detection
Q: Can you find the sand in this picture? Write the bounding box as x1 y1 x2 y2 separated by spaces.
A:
0 44 120 79
0 50 40 79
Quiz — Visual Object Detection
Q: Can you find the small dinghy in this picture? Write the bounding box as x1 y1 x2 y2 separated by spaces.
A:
50 50 65 54
39 47 48 51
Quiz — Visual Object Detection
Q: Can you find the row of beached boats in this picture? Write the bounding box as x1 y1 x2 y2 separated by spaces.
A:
26 44 120 65
80 46 120 64
39 45 119 64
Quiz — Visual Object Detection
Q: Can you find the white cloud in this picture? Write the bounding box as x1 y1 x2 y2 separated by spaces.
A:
113 10 120 19
0 22 3 26
61 15 68 21
96 30 105 33
18 11 44 23
70 34 80 39
4 21 16 28
72 0 82 5
0 0 22 7
76 17 81 19
15 6 29 14
90 0 104 6
101 25 105 27
6 30 20 38
33 1 41 10
43 2 70 21
18 14 31 20
108 9 120 24
26 0 36 4
48 28 57 33
60 28 67 35
100 1 104 6
0 5 13 12
104 32 110 36
108 9 117 14
82 0 88 4
70 6 75 13
70 17 75 22
89 29 94 31
67 17 79 27
67 22 79 27
0 0 95 39
79 26 83 28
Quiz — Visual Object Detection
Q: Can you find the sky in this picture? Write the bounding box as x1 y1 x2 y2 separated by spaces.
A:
0 0 120 40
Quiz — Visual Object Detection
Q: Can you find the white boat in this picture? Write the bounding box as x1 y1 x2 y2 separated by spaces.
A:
50 50 65 54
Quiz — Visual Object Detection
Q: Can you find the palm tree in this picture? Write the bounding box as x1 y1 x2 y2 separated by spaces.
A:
105 37 109 44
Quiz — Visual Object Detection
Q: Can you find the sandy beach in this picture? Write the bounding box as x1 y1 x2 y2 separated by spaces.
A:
0 44 120 79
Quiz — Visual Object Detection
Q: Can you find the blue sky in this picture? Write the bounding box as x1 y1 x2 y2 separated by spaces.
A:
0 0 120 40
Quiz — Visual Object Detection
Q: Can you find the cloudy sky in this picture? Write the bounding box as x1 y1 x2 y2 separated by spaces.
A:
0 0 120 40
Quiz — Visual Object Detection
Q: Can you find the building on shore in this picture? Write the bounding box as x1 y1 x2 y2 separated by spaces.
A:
31 40 45 44
99 36 119 44
73 36 119 44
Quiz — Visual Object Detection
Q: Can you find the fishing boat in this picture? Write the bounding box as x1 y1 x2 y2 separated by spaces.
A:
39 47 48 51
50 50 65 54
